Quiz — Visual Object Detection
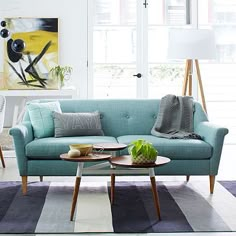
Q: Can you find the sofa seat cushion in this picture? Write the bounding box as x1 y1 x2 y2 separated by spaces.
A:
26 136 117 159
117 135 212 160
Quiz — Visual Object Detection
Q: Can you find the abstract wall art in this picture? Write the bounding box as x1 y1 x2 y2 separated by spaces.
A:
0 18 59 89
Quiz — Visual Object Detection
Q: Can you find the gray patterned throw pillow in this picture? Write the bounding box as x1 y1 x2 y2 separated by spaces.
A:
52 111 104 137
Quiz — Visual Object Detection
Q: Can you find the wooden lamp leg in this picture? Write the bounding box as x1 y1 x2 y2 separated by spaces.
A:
182 60 191 96
195 59 207 113
183 60 207 113
188 60 193 96
188 74 192 96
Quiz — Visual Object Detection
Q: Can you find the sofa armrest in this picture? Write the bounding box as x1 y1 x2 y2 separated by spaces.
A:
195 121 229 175
9 122 34 175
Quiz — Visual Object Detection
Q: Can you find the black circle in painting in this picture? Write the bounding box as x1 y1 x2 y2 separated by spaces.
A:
1 21 7 27
11 39 25 53
0 28 9 38
7 39 22 62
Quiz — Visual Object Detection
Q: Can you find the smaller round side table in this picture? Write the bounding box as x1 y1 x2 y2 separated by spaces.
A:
109 155 170 220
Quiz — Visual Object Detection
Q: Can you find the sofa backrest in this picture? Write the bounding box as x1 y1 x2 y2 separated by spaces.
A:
23 99 208 138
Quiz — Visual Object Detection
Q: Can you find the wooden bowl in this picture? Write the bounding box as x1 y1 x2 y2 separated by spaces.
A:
69 144 93 156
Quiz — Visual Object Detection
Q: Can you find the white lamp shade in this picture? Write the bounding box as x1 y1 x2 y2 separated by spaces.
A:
168 29 216 60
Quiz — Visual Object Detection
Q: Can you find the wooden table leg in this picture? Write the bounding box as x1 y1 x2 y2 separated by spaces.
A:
111 173 115 204
110 152 117 205
70 176 81 221
70 162 83 221
149 168 161 220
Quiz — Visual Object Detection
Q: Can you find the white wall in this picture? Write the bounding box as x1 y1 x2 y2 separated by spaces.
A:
0 0 88 126
0 0 88 85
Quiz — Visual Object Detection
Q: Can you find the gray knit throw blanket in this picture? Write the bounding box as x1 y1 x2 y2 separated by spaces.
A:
151 94 202 140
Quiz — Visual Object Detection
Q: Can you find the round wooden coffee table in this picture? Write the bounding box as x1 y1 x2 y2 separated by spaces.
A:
109 155 170 220
60 152 112 221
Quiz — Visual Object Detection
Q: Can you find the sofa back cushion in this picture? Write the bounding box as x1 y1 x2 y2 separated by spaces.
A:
23 99 208 138
59 99 161 137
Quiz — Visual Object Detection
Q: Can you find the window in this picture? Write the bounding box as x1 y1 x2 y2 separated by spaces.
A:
148 0 187 98
90 0 137 98
89 0 189 98
198 0 236 144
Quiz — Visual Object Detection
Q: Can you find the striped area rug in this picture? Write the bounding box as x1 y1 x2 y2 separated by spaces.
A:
0 180 236 233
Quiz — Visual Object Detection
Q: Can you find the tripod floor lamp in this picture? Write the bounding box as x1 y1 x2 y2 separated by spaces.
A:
168 29 216 113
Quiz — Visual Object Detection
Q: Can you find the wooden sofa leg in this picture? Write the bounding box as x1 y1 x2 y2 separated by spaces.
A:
22 176 28 195
186 175 190 182
209 175 215 194
40 176 43 182
0 145 6 168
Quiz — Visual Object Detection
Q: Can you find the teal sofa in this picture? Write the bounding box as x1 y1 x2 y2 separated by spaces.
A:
9 99 228 195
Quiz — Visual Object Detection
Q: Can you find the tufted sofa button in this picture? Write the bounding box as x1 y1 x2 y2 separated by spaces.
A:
153 115 157 119
126 115 130 119
100 114 103 119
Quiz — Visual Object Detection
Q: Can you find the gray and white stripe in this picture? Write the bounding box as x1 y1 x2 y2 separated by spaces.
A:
0 181 235 233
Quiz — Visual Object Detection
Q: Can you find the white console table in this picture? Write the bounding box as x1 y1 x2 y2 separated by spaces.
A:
1 89 78 127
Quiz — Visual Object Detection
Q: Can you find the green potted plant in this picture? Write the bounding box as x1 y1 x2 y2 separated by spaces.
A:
128 139 158 164
49 65 73 88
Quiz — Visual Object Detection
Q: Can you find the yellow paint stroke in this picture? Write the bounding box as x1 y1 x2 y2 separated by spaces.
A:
12 30 58 54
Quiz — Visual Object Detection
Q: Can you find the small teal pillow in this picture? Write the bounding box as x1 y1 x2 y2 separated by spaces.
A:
27 101 62 138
